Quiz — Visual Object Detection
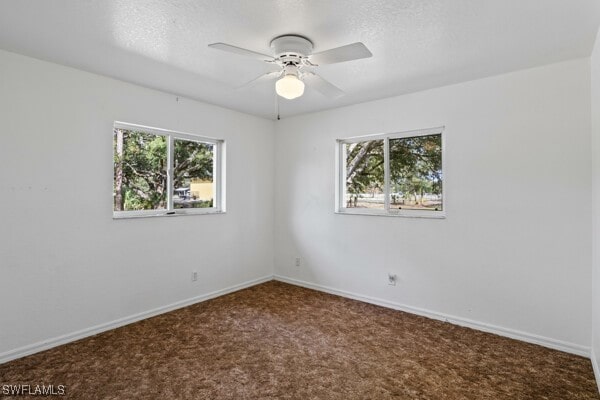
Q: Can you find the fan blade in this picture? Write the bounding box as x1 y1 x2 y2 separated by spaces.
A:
303 72 345 99
309 42 372 65
208 42 274 62
237 71 281 89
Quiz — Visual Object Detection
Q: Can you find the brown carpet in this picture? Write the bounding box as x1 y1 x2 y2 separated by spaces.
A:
0 281 597 399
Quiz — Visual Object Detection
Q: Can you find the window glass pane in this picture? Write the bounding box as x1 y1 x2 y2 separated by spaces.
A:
113 129 167 211
389 134 442 211
345 140 385 209
173 139 214 209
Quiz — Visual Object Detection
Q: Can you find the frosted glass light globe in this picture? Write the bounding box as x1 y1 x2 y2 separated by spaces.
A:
275 74 305 100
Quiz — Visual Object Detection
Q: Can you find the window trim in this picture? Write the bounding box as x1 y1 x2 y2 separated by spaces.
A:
113 121 225 219
335 126 445 219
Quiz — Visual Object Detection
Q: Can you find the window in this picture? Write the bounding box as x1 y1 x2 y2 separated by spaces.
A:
337 127 444 218
113 122 224 218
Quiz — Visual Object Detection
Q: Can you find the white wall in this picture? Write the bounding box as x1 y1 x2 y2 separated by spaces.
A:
274 58 592 353
0 46 594 364
0 49 275 359
591 27 600 380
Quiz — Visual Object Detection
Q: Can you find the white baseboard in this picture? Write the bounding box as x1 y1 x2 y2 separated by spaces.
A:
592 349 600 394
0 275 273 365
274 275 591 358
2 274 593 368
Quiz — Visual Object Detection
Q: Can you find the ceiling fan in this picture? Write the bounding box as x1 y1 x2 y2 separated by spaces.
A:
208 35 372 100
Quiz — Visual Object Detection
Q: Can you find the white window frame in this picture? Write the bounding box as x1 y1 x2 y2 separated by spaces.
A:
113 121 226 219
335 126 445 219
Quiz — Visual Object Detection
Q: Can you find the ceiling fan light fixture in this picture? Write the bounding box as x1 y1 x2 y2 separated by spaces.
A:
209 34 372 102
275 74 305 100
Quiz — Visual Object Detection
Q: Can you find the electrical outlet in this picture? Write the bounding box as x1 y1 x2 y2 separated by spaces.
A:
191 271 198 282
295 257 301 267
388 273 397 286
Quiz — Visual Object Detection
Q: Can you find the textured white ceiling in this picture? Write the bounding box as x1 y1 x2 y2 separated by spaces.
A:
0 0 599 119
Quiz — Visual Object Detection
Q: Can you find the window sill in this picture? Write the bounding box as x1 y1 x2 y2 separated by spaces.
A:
113 209 225 220
335 209 446 219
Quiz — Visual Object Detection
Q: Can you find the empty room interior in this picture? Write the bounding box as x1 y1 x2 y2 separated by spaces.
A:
3 0 600 398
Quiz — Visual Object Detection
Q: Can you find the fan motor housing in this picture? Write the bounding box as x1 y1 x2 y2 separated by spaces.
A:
270 35 313 59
